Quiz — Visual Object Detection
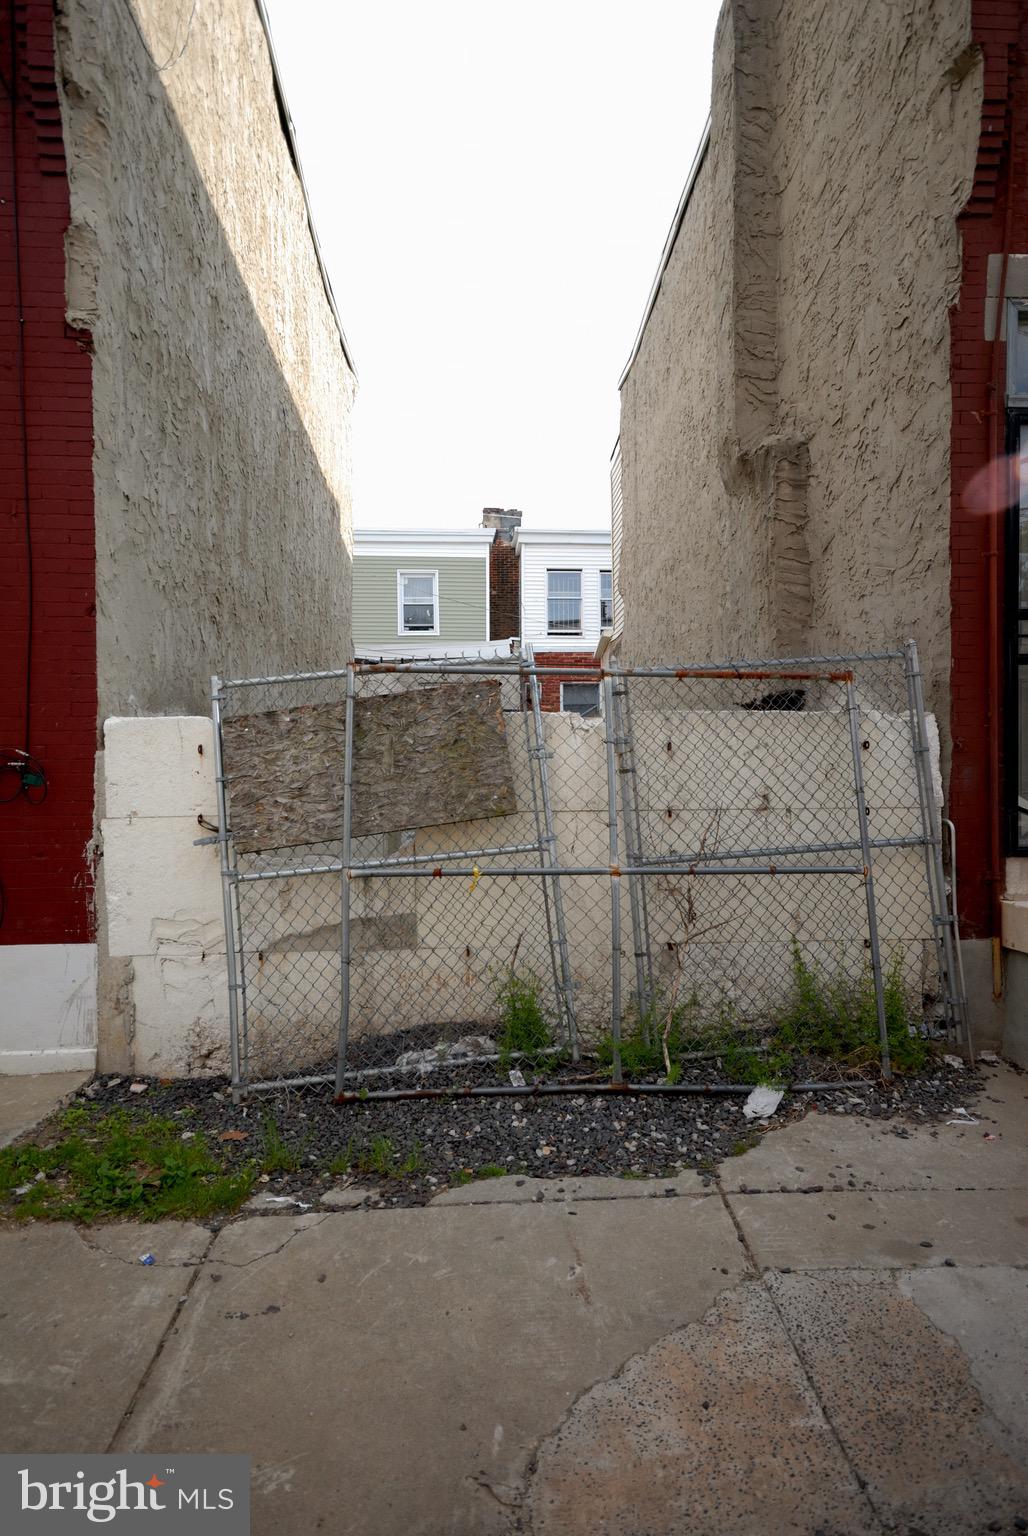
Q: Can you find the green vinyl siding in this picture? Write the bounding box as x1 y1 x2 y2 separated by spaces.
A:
352 555 488 648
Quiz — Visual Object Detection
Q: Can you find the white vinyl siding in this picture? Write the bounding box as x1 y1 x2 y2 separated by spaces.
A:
518 535 612 654
610 442 624 637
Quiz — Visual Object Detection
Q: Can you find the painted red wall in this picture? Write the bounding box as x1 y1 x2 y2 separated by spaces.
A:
0 0 96 946
949 0 1028 939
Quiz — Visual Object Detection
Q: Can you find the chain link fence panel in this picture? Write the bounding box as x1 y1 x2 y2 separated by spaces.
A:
211 645 969 1100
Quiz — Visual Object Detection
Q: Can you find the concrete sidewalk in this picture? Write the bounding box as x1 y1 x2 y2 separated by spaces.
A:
1 1067 1026 1534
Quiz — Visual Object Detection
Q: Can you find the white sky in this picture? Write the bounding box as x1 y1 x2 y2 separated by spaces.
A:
264 0 721 531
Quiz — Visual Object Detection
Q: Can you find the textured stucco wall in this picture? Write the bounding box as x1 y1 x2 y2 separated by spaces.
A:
56 0 355 722
618 0 981 732
618 6 760 666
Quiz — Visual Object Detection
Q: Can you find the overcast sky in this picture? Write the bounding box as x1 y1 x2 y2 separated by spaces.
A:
264 0 721 532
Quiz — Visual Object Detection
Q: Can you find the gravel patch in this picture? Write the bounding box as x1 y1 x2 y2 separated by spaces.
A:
52 1057 989 1214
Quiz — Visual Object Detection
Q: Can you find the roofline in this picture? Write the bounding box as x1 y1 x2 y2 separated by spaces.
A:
512 530 612 548
617 119 711 391
354 528 494 543
254 0 357 378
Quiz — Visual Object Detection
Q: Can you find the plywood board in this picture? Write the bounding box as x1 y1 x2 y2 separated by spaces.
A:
222 679 516 853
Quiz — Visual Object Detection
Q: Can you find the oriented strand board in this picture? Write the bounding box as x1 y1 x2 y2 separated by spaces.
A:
222 679 516 853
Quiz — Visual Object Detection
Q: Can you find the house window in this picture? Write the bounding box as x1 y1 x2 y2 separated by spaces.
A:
547 569 582 634
560 681 601 716
397 570 438 634
600 569 613 628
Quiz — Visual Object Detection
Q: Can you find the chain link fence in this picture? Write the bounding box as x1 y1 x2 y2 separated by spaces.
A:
211 644 969 1100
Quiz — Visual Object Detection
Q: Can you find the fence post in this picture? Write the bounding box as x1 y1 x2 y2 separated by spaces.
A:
524 644 579 1060
845 676 892 1080
904 640 973 1059
602 668 623 1084
334 661 357 1095
211 676 245 1103
519 655 568 1056
609 657 655 1029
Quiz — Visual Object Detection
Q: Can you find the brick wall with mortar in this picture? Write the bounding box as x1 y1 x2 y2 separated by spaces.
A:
0 0 96 949
536 653 601 712
488 536 519 641
949 0 1028 938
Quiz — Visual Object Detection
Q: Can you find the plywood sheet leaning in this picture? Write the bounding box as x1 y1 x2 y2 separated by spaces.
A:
222 678 517 853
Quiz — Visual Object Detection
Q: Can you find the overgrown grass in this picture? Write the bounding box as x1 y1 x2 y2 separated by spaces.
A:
770 942 927 1075
0 1109 255 1223
598 943 927 1086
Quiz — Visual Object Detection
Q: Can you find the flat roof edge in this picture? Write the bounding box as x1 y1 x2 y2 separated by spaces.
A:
617 119 711 391
254 0 357 378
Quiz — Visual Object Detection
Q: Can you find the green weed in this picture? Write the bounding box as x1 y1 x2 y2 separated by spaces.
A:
496 970 552 1061
327 1138 355 1176
0 1109 254 1223
773 942 926 1073
356 1136 424 1178
260 1113 301 1174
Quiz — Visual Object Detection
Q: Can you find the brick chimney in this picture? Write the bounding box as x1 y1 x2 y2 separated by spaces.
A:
482 509 521 640
481 507 522 542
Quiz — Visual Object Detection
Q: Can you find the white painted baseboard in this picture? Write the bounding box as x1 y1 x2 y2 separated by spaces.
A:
0 943 97 1072
0 1047 97 1074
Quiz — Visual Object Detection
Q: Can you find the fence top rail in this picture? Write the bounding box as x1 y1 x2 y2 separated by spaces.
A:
213 649 907 692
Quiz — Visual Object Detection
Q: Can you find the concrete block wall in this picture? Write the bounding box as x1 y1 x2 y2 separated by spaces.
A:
101 717 228 1077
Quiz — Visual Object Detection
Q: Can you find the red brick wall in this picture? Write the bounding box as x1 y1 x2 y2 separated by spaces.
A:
0 0 96 946
949 0 1027 938
535 652 601 711
488 536 519 640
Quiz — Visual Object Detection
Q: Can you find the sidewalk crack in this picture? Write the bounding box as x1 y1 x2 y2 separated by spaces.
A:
105 1227 218 1453
715 1175 887 1534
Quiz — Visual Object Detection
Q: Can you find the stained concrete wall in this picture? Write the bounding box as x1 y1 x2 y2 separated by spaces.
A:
56 0 355 723
618 0 981 735
100 711 941 1078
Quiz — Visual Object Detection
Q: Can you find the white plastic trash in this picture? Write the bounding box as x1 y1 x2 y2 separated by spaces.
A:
742 1085 784 1120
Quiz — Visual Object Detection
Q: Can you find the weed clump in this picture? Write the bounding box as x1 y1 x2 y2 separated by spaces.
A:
496 970 552 1063
597 943 926 1086
0 1109 254 1223
772 943 926 1074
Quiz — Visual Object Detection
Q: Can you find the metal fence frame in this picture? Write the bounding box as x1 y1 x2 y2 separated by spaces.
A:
210 642 971 1102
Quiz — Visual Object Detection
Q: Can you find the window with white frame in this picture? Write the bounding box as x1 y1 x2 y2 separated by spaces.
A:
397 570 438 634
599 569 613 628
560 680 601 716
547 569 582 634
